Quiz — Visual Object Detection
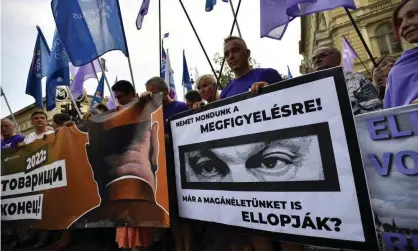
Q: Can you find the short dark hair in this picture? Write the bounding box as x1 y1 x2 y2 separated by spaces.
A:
94 103 109 112
145 77 169 92
52 113 71 126
31 111 48 120
185 90 202 102
111 80 135 96
224 36 248 49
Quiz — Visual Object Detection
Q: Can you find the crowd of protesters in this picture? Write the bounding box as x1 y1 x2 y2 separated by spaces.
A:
1 0 417 250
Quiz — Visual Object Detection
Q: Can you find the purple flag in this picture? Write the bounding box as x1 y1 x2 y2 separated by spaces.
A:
136 0 150 30
342 36 358 72
70 59 107 98
260 0 356 40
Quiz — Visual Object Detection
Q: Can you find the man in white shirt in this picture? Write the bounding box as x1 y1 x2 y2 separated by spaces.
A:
18 111 54 147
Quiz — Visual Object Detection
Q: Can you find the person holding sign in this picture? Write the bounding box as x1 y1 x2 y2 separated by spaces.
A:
311 47 383 115
196 74 219 103
193 36 283 110
384 0 418 108
192 36 302 251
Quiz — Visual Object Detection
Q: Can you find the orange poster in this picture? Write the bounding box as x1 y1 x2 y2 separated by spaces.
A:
1 95 169 230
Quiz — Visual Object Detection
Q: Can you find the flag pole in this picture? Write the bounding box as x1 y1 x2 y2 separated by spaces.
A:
1 88 20 134
66 87 83 118
228 0 242 38
115 0 136 93
178 0 218 78
344 8 377 68
213 0 243 101
92 59 116 104
159 0 162 75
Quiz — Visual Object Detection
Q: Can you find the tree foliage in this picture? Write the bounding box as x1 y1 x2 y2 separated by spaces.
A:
212 53 260 89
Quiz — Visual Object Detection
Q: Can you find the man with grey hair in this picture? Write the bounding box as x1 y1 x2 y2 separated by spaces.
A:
145 76 188 126
1 118 24 150
311 47 383 115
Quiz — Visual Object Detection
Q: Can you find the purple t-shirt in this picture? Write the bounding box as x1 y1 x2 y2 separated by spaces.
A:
220 68 283 99
163 100 189 133
384 47 418 109
1 134 25 150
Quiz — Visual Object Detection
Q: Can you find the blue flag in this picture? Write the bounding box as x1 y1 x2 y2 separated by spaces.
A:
51 0 128 66
205 0 228 12
46 30 71 111
161 46 167 79
90 75 105 109
26 27 50 108
182 50 192 91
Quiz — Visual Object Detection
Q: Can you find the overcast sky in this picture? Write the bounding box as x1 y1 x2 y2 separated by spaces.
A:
1 0 302 118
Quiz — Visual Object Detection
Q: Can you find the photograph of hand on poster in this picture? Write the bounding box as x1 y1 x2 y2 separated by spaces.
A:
1 94 170 229
169 68 378 250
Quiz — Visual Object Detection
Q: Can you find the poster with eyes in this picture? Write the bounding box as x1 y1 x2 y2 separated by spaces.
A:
168 67 378 250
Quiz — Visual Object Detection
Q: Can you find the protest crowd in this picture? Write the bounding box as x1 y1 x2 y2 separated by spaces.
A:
1 0 417 251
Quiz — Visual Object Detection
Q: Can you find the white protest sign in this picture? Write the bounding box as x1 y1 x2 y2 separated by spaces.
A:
168 68 377 250
355 104 418 251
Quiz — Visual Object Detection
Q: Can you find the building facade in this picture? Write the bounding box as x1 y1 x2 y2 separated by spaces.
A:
299 0 415 75
8 87 99 136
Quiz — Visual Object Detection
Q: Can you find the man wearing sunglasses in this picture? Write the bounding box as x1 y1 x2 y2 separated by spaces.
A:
312 47 383 115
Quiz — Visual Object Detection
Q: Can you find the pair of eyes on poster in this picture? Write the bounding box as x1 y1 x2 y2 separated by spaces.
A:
184 135 325 183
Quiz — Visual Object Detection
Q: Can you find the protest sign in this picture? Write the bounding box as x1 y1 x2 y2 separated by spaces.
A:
168 67 377 250
1 94 170 230
355 104 418 251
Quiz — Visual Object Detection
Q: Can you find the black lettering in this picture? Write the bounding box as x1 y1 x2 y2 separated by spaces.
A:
243 113 252 124
200 124 209 133
209 122 215 132
1 204 7 215
25 201 32 214
267 214 279 226
292 103 304 115
8 203 17 215
262 110 271 121
9 179 17 190
242 211 250 222
17 202 25 214
31 174 38 191
215 120 223 130
250 212 259 223
259 213 268 224
281 105 291 117
304 100 316 113
38 172 44 185
1 180 9 191
204 197 210 203
235 116 243 126
52 166 63 182
25 176 31 188
253 111 262 123
18 177 25 189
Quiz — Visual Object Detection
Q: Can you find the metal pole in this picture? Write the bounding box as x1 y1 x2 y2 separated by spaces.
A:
358 57 371 75
344 8 377 67
159 0 162 75
97 58 116 103
213 0 243 101
115 0 136 92
2 88 20 134
228 0 242 38
178 0 218 78
66 87 83 118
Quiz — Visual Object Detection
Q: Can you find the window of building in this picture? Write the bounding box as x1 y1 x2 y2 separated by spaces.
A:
375 23 402 55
